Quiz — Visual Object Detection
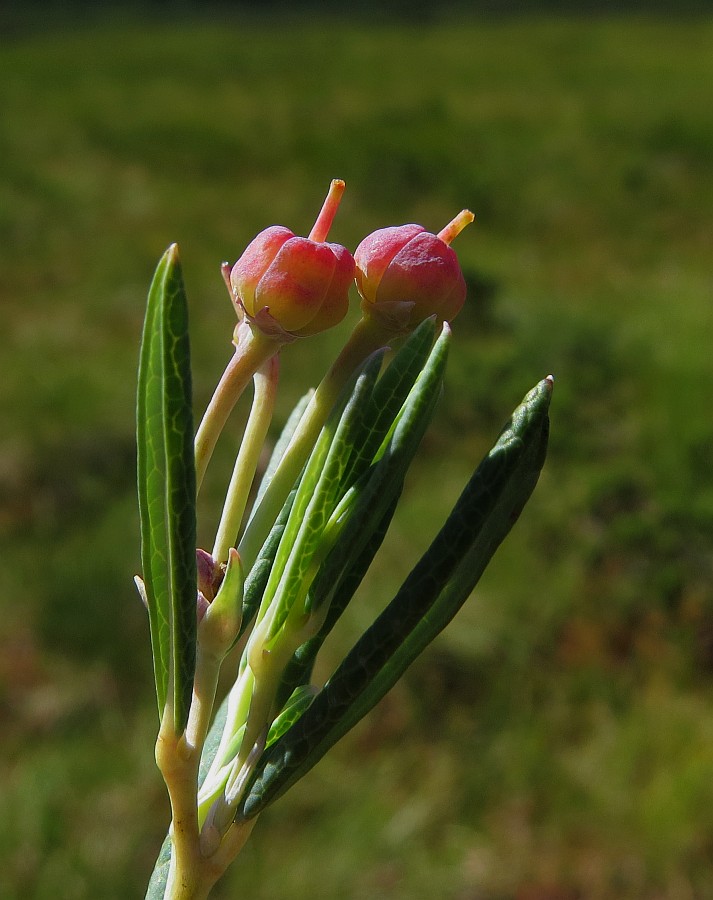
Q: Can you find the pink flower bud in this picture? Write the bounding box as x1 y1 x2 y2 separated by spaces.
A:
354 210 474 326
230 181 355 337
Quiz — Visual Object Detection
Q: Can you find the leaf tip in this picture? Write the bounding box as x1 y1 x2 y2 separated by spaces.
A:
134 575 148 610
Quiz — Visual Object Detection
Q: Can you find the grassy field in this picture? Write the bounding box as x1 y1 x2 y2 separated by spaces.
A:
1 11 712 899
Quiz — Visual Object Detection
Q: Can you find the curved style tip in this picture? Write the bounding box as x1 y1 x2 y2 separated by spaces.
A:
308 179 347 242
437 209 475 245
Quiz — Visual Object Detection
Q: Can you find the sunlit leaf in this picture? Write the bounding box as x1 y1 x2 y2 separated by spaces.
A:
137 244 197 734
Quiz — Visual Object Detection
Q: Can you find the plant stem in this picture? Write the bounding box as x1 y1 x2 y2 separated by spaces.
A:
157 641 234 898
185 650 222 759
212 356 280 563
155 713 202 899
194 819 258 900
158 669 259 900
162 815 257 900
194 321 279 491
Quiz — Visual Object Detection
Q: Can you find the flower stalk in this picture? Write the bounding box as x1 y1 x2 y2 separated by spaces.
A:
194 322 277 491
212 357 280 563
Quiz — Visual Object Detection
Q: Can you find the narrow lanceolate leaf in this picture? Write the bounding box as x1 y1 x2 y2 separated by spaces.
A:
338 316 437 488
273 494 400 712
273 325 450 710
137 244 197 734
237 376 552 820
255 351 385 639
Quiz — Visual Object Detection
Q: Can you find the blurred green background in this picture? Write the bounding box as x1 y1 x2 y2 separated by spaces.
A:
1 5 712 898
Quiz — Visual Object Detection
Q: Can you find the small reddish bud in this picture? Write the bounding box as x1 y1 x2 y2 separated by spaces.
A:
354 210 474 327
230 180 355 337
197 548 223 602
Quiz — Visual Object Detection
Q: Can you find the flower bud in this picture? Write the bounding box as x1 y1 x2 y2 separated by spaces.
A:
197 548 222 602
230 180 355 337
198 548 244 658
354 210 474 327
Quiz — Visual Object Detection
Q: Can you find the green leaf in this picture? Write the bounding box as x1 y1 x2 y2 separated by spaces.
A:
237 376 552 820
273 493 400 711
255 351 385 640
144 834 171 900
272 323 452 704
309 323 450 615
338 316 437 489
266 685 317 747
237 485 297 641
137 244 197 734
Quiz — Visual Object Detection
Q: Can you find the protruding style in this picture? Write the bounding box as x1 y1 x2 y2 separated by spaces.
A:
354 210 474 327
230 180 355 337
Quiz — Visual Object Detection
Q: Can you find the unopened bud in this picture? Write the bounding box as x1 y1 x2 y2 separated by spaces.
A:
230 180 355 337
354 210 474 327
198 548 244 658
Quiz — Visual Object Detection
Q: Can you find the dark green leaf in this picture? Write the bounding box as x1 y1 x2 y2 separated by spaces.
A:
272 323 451 705
238 376 552 819
137 244 197 734
338 316 437 489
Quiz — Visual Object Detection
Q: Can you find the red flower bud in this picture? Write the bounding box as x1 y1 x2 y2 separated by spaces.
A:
230 181 355 337
354 210 474 327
